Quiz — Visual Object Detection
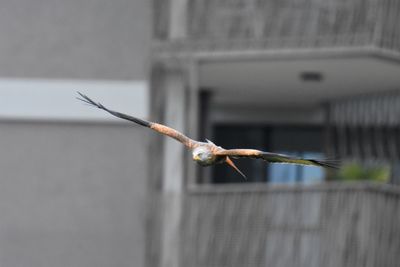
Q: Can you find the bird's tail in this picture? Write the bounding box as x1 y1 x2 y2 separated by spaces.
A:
225 156 247 179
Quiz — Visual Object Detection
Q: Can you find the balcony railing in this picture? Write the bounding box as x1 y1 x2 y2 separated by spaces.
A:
175 183 400 267
154 0 400 56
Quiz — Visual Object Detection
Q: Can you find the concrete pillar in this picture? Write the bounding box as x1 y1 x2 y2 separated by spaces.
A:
161 69 186 267
162 70 186 193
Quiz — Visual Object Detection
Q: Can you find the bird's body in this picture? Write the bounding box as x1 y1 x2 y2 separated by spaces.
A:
77 92 339 179
192 141 224 166
192 146 218 166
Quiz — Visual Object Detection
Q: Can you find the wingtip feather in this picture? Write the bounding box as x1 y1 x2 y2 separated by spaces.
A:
310 159 341 169
76 92 106 110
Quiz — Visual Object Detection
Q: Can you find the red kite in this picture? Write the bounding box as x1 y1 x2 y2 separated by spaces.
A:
77 92 338 179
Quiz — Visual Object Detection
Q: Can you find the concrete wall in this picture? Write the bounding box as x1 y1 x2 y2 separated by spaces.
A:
0 0 152 267
0 121 148 267
0 0 151 80
0 1 151 266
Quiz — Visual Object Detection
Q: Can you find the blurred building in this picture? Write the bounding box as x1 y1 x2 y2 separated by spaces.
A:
152 0 400 185
150 1 400 267
0 1 400 267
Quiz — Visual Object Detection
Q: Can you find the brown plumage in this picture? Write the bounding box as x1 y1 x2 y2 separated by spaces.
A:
77 92 339 179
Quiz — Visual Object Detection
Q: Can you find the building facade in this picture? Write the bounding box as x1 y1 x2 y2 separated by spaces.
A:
152 0 400 185
0 1 399 266
150 0 400 266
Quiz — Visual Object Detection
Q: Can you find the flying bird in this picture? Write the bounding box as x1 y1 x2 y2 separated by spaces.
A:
77 92 338 179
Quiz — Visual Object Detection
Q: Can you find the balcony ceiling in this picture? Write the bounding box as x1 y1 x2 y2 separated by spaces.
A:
199 56 400 108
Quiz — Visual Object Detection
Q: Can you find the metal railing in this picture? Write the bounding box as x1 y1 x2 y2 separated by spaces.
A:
377 0 400 52
153 0 400 55
327 91 400 160
172 183 400 267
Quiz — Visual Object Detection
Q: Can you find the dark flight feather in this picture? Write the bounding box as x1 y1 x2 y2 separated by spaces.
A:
216 149 339 169
77 92 198 148
77 92 151 127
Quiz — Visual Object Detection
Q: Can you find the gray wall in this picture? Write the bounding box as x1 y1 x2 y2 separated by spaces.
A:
0 1 152 266
0 121 148 267
0 0 151 80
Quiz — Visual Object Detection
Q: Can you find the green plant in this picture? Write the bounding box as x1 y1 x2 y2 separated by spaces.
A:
334 162 390 182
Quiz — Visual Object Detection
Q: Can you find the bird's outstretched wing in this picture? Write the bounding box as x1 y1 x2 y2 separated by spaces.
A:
77 92 198 149
215 149 339 169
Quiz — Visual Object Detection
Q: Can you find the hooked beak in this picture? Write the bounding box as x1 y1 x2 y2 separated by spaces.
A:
193 155 200 161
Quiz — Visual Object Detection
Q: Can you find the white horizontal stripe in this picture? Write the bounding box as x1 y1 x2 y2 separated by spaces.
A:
0 79 148 122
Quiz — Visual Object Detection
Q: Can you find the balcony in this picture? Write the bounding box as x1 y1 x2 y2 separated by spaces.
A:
169 182 400 267
154 0 400 58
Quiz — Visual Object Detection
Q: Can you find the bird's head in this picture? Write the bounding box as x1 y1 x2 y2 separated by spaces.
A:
192 146 214 165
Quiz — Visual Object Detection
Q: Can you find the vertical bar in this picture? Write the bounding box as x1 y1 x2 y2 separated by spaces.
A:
198 89 213 183
199 90 213 143
323 102 334 159
186 60 200 187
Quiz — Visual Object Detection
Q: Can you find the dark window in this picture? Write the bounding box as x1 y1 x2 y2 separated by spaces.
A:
211 124 324 183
